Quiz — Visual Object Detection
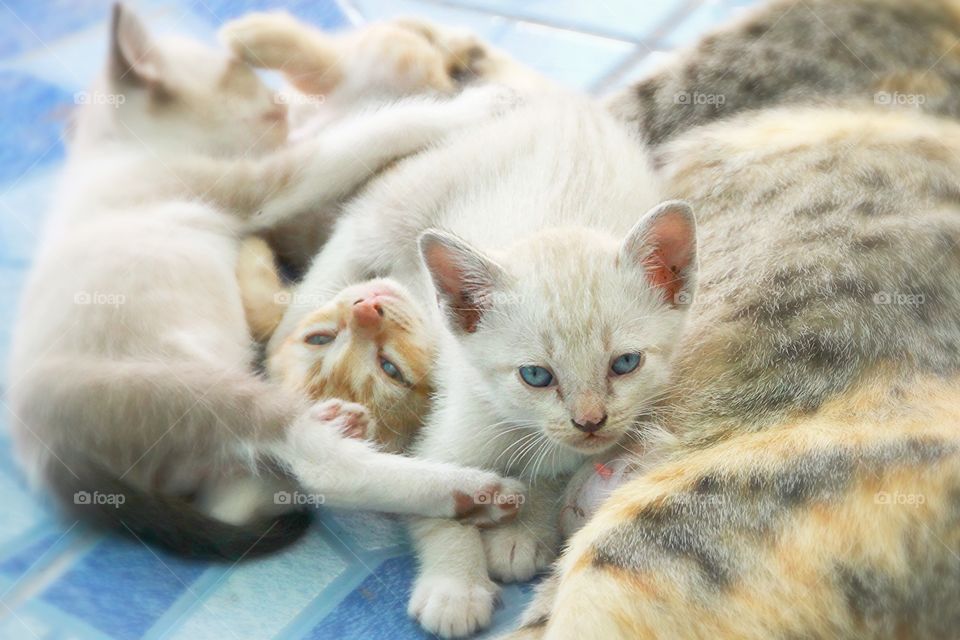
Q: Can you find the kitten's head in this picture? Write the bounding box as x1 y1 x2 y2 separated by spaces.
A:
92 4 287 156
420 201 697 456
268 279 435 452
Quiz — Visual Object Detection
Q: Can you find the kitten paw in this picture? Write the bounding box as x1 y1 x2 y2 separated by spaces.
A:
219 12 304 69
308 398 372 440
408 574 500 638
452 477 526 527
482 523 556 582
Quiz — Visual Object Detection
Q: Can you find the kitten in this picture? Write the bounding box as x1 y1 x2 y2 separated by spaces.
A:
269 93 697 636
221 11 555 272
6 4 521 560
510 0 960 637
238 237 433 453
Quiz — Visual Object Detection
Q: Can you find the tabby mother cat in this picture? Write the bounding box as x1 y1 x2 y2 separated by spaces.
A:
511 0 960 637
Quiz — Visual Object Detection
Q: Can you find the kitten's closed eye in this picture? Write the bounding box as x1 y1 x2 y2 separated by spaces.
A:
305 331 335 345
379 355 407 384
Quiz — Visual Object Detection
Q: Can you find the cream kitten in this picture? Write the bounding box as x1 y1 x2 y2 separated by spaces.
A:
6 4 522 560
270 96 698 636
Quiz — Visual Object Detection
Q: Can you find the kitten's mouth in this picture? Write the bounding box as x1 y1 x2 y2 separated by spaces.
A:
560 431 619 454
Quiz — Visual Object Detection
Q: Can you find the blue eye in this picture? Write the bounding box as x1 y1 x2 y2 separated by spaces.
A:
380 356 405 383
611 352 643 375
305 332 335 346
519 365 554 388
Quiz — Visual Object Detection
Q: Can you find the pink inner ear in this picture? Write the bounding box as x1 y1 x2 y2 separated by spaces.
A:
640 215 695 304
423 242 484 333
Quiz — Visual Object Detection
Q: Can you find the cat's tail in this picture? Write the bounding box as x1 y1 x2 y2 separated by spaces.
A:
44 453 311 561
9 357 311 561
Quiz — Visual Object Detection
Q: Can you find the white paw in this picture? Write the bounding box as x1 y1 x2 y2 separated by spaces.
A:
453 476 526 527
219 12 301 68
308 398 373 440
482 523 556 583
408 574 500 638
288 399 374 457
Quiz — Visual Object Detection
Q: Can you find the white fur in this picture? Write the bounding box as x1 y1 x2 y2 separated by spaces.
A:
273 94 695 636
7 8 525 539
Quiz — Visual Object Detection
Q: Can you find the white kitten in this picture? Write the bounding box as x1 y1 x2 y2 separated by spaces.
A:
6 5 522 559
271 94 698 635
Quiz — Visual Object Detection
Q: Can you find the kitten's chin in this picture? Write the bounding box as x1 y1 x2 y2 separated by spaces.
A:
557 432 621 455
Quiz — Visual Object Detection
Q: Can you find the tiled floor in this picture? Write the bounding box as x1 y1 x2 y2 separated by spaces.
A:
0 1 759 638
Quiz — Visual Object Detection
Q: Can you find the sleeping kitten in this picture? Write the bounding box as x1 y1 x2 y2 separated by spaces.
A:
238 237 433 453
509 0 960 637
269 94 698 636
6 4 521 560
221 11 554 271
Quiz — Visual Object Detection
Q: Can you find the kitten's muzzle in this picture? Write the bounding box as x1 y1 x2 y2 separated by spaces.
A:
572 414 607 434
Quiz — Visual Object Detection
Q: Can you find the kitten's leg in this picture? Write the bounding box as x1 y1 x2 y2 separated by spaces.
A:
481 477 565 583
245 85 516 231
273 399 525 523
236 236 287 342
220 12 345 95
408 516 499 639
184 85 513 230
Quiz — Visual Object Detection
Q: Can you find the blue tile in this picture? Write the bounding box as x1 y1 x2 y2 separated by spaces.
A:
192 0 349 29
39 537 209 639
0 0 108 58
0 72 70 185
443 0 683 41
350 0 634 90
320 509 408 553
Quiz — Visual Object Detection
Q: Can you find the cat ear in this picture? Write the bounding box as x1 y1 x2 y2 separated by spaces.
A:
109 3 164 88
419 230 505 334
621 200 698 307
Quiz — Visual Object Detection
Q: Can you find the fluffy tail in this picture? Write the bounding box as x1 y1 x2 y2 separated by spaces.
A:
10 357 308 560
46 453 311 560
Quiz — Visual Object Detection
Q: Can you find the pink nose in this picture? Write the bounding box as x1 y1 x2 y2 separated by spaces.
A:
352 297 384 328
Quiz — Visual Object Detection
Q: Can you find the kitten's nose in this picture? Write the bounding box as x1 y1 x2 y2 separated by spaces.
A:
352 297 384 329
572 414 607 434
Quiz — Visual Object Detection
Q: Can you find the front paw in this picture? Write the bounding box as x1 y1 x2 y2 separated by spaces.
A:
308 398 373 440
453 477 526 528
408 574 499 638
219 12 303 68
482 523 556 583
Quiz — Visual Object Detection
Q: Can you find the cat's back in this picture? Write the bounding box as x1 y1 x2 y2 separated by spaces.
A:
659 104 960 432
347 92 662 266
